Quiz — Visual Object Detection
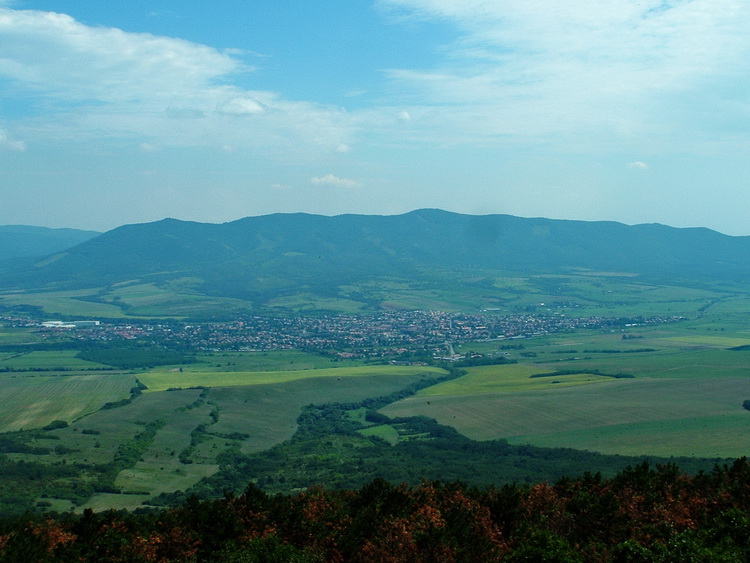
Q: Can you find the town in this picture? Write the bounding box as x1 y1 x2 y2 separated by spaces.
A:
10 310 684 359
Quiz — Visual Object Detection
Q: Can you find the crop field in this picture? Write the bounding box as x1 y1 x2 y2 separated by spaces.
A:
0 373 136 432
0 350 107 370
418 364 610 395
38 389 207 466
193 350 358 372
381 319 750 457
138 364 445 392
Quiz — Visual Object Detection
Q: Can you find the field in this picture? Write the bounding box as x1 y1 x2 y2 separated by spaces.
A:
0 341 440 513
0 372 136 432
1 268 741 319
3 277 750 513
381 320 750 458
139 364 444 392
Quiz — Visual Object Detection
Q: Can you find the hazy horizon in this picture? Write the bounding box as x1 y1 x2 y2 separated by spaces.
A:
2 1 750 234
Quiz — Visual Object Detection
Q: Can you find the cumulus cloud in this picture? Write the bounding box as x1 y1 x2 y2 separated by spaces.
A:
310 174 360 188
0 129 25 151
0 9 239 102
0 8 356 153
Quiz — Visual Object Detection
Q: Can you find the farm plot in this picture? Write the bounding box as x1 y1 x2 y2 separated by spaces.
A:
382 375 750 458
0 350 107 371
139 365 445 392
36 389 207 466
206 373 431 453
0 373 136 432
418 364 611 396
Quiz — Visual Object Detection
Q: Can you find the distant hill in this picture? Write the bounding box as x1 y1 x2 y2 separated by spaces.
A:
1 209 749 313
0 225 100 262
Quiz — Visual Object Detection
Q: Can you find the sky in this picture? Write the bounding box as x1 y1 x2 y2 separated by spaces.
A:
1 1 750 234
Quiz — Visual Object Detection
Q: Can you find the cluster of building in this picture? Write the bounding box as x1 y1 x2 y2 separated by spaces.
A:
15 310 683 356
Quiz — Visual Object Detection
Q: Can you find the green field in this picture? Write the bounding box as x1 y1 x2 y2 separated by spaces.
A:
417 364 610 395
381 319 750 458
138 365 445 392
0 289 128 318
0 350 107 370
0 373 136 432
4 280 750 513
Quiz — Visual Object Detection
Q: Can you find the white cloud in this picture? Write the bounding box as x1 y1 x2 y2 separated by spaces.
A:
310 174 360 188
377 0 750 151
0 129 25 151
336 143 351 153
0 9 239 102
0 8 356 154
397 111 411 122
628 161 649 169
216 96 266 115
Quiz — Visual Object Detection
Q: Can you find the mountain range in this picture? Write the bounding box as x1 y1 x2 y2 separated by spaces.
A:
0 225 99 263
1 209 749 314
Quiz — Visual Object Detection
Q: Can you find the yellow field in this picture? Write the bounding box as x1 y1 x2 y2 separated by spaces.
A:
417 364 610 397
139 365 447 392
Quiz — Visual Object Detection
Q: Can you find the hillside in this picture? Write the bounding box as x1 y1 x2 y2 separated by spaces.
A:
1 209 749 315
0 225 99 262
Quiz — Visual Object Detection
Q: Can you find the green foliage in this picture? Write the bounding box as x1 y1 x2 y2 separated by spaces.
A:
5 461 750 561
42 420 68 431
77 344 195 369
530 369 635 379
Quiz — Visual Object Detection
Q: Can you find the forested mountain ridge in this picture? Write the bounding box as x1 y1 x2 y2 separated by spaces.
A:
1 209 748 301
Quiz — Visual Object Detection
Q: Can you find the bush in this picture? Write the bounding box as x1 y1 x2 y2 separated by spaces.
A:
42 420 68 431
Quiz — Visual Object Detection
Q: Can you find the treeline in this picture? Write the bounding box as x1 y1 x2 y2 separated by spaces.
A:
76 343 196 369
3 459 750 561
530 369 635 379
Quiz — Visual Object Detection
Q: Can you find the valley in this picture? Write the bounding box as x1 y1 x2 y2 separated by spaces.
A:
1 211 750 517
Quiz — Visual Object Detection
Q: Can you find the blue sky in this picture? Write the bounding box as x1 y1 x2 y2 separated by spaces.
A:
1 1 749 234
